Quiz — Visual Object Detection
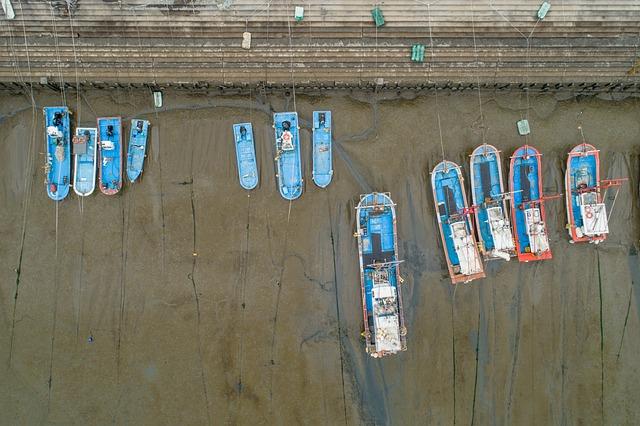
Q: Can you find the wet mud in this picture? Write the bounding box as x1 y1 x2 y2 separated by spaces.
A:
1 88 639 424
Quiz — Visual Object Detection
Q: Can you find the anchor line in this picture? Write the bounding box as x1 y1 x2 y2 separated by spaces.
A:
49 3 67 106
130 7 160 114
16 0 35 105
286 0 297 113
67 3 81 122
8 5 38 362
426 4 446 164
470 0 486 147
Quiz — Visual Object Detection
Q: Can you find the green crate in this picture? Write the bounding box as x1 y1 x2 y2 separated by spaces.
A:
371 7 385 27
411 44 425 62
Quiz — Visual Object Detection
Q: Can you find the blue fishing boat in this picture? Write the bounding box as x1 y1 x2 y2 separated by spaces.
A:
72 127 97 196
509 145 552 262
431 160 485 284
44 106 71 201
273 112 303 200
470 144 516 261
565 143 627 244
233 122 259 190
126 119 150 183
312 111 333 188
97 117 123 195
355 192 407 358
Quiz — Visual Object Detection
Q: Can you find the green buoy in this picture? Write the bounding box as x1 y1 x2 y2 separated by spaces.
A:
537 2 551 20
371 7 385 27
517 119 530 136
411 44 425 62
294 6 304 22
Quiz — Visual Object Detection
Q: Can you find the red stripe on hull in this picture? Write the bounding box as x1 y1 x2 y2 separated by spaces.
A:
509 145 553 263
565 143 606 244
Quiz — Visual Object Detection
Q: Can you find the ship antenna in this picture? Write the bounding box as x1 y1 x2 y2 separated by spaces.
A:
427 4 446 165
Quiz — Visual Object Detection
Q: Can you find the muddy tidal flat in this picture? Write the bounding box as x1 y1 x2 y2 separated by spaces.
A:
1 88 640 425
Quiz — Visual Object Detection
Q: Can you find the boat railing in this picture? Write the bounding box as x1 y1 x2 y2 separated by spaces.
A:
366 259 404 269
356 192 394 209
469 144 502 157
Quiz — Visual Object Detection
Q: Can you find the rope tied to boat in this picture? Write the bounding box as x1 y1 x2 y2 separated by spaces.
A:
470 0 486 146
426 4 446 164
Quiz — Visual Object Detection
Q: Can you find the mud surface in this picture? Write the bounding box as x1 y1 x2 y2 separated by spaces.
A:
1 88 639 424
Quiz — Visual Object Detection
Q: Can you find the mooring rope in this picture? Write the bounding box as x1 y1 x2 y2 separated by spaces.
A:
286 0 297 113
470 0 486 146
426 4 446 164
49 3 67 106
66 3 81 122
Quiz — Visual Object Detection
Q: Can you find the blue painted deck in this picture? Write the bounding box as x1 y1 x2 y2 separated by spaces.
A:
98 117 123 194
44 106 71 201
357 192 404 354
273 112 303 200
470 145 503 251
432 161 472 268
312 111 333 188
510 145 542 255
233 123 259 190
359 194 398 315
567 145 598 229
126 119 149 183
73 127 97 196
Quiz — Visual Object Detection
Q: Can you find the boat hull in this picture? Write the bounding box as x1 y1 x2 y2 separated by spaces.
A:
73 127 98 196
432 160 485 284
98 117 123 195
126 119 150 183
312 111 333 188
273 112 303 200
233 123 259 190
355 192 407 358
44 106 71 201
470 144 516 260
565 143 607 244
509 145 552 262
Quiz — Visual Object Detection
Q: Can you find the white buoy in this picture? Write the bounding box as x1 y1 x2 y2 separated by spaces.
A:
242 32 252 50
153 91 162 108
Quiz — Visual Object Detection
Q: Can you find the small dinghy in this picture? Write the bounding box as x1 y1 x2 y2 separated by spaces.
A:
432 161 485 284
312 111 333 188
126 119 150 183
565 143 626 244
233 122 259 190
44 106 71 201
509 145 552 261
72 127 97 196
470 144 516 261
355 192 407 358
97 117 123 195
273 112 303 200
